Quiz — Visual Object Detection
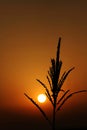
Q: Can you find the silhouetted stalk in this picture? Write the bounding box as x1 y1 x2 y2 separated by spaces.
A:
24 37 87 130
52 97 56 130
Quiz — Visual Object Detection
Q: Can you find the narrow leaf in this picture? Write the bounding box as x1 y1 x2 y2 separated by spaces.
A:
58 67 75 90
57 90 70 105
45 92 53 106
36 79 53 105
48 70 53 81
47 75 52 91
56 90 87 112
24 93 52 126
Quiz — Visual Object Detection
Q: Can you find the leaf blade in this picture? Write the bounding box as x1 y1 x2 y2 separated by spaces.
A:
56 90 87 112
36 79 53 105
24 93 52 126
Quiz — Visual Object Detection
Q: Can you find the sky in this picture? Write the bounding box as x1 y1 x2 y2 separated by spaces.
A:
0 0 87 130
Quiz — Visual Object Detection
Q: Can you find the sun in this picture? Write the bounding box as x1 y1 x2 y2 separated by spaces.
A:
37 94 46 103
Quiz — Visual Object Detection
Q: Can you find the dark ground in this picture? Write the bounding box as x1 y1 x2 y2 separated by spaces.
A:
0 110 87 130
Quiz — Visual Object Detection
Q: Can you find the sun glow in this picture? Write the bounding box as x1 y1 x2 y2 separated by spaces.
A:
37 94 46 103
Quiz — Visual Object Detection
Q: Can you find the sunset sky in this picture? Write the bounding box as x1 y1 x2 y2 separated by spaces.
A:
0 0 87 130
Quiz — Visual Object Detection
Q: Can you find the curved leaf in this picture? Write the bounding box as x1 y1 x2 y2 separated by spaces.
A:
24 93 52 126
36 79 53 105
57 90 70 105
47 75 52 91
56 90 87 112
58 67 75 91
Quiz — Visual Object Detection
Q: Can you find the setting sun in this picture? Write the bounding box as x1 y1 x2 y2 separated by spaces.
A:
37 94 46 103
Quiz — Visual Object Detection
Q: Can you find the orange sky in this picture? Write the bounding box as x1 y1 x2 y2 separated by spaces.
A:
0 1 87 129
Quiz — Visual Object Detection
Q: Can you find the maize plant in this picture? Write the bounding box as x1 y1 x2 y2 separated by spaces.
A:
24 38 87 130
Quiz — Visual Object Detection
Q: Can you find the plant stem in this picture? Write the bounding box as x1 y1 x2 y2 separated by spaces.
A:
52 97 56 130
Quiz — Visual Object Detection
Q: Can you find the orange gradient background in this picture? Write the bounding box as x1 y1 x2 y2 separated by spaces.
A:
0 1 87 129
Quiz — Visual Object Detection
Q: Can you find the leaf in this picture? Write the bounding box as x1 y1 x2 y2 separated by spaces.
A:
56 90 87 112
57 90 70 105
58 67 75 91
48 69 53 82
45 92 53 106
24 93 52 126
36 79 53 105
47 75 52 91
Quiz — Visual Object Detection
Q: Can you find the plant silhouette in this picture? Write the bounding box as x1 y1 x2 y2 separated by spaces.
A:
24 37 87 130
